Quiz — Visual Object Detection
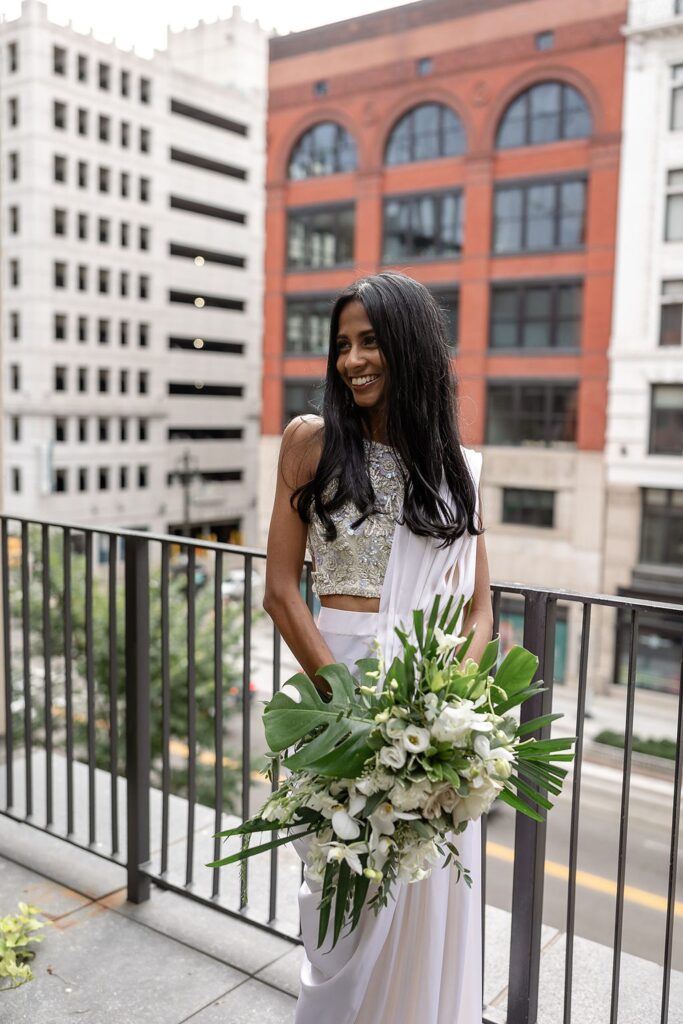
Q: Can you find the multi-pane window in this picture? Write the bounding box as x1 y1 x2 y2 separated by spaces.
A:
10 312 20 340
53 207 67 236
659 279 683 346
54 154 67 183
431 289 459 347
671 64 683 131
120 121 130 148
493 178 586 253
139 226 149 251
120 222 130 247
98 217 110 244
650 385 683 455
138 323 149 347
98 369 109 393
54 365 67 392
8 97 19 127
8 42 18 73
139 177 150 202
665 169 683 241
486 381 578 446
54 313 67 341
78 468 88 492
77 54 88 82
139 77 151 104
496 82 591 148
77 160 88 188
139 127 151 153
99 115 111 142
288 122 357 180
640 488 683 566
9 259 20 287
283 379 323 427
98 62 110 90
77 265 88 291
502 487 555 528
53 46 67 75
287 205 354 269
78 418 88 443
383 192 463 261
78 317 88 342
54 417 67 442
53 101 67 129
285 296 333 355
10 364 20 390
98 318 110 344
98 166 110 193
54 261 67 288
54 469 67 493
385 103 466 165
490 280 582 350
121 70 130 97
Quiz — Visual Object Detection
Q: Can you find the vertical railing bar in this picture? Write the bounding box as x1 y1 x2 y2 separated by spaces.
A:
660 639 683 1024
1 519 13 810
609 608 638 1024
212 550 224 900
63 527 74 836
240 554 253 909
304 563 314 615
480 809 488 1006
108 534 119 856
491 588 502 638
269 625 282 924
160 544 171 876
85 530 96 845
507 590 556 1024
125 533 151 903
20 521 32 818
186 545 197 888
41 525 53 827
563 602 591 1024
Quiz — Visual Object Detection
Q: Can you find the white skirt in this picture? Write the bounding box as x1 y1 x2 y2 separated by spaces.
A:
294 606 483 1024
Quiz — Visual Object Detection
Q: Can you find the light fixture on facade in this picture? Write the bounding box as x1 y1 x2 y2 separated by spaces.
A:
194 255 205 266
194 296 205 308
193 338 204 349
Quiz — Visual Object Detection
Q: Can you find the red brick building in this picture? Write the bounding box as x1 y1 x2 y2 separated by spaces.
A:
260 0 627 688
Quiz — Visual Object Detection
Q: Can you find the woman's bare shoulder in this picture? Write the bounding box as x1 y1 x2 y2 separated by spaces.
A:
280 415 324 487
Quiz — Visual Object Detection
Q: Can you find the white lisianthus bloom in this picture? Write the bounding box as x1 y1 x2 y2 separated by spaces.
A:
433 626 467 659
356 769 394 796
331 806 362 841
422 692 440 722
325 843 364 875
389 777 433 811
401 725 431 753
378 743 407 770
385 717 408 740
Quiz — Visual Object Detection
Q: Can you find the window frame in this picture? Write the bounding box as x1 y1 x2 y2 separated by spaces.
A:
502 486 555 528
496 81 592 149
640 488 683 566
286 202 355 271
492 174 587 255
489 277 583 351
485 379 579 447
649 383 683 455
382 188 464 263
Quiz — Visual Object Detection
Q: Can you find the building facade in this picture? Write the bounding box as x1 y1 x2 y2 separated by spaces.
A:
605 0 683 694
1 0 266 543
262 0 626 689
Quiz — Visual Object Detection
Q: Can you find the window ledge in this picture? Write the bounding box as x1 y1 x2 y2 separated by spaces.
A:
491 247 585 258
487 347 580 356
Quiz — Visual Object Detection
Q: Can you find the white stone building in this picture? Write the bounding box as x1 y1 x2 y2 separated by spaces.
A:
604 0 683 693
0 0 266 544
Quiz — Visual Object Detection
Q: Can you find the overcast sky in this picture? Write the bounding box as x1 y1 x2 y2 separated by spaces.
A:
0 0 417 53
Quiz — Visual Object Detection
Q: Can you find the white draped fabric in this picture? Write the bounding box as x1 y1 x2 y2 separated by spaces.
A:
294 448 484 1024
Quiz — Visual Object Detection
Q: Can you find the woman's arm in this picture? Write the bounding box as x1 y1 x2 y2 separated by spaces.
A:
263 417 334 695
460 530 494 666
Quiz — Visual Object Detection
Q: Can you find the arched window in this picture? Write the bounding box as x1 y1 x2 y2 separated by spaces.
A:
496 81 592 149
385 103 466 165
288 121 357 180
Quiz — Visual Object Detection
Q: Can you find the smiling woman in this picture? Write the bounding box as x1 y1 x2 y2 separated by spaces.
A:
263 271 492 1024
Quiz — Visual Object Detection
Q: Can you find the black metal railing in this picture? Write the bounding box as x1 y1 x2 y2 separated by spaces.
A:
0 514 681 1024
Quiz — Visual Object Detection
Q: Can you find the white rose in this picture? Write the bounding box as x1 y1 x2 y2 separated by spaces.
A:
378 743 407 770
423 782 459 819
401 726 430 753
451 785 500 826
389 778 433 811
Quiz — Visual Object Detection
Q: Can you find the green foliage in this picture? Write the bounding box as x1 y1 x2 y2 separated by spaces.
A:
594 729 677 761
0 903 45 990
15 528 245 809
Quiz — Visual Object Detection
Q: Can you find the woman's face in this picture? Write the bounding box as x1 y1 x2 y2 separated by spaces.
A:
335 300 386 412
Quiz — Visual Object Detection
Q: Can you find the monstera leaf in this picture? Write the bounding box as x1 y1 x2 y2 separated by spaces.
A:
264 664 375 778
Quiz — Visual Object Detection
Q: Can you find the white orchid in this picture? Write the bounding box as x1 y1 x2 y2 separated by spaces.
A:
433 626 467 659
422 691 440 722
324 842 365 875
431 701 494 747
331 807 362 841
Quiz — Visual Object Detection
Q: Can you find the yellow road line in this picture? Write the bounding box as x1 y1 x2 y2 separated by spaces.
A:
486 840 683 918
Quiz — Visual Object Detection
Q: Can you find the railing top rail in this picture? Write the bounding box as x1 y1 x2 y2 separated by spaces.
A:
4 513 683 617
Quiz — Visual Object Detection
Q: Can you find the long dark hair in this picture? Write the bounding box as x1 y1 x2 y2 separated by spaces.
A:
293 272 482 546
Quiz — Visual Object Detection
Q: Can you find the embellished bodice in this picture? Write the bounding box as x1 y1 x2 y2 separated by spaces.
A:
308 441 405 599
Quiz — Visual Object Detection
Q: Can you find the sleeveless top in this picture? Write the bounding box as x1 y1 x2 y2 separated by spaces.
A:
308 440 405 599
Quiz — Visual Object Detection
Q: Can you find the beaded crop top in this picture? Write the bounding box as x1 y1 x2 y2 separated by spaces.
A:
307 441 405 599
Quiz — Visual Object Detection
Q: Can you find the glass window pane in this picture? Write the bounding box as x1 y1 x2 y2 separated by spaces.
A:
559 181 586 247
556 319 580 348
287 219 306 266
529 82 562 144
563 86 592 138
659 302 683 346
494 188 523 252
289 121 357 179
497 95 527 149
558 283 582 317
650 386 683 454
523 321 552 348
487 387 517 444
413 104 440 161
440 194 461 255
386 118 411 165
442 109 466 156
672 86 683 131
526 184 555 249
666 193 683 240
525 286 552 317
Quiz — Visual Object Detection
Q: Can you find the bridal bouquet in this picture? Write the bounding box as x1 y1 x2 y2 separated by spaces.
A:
210 594 574 949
